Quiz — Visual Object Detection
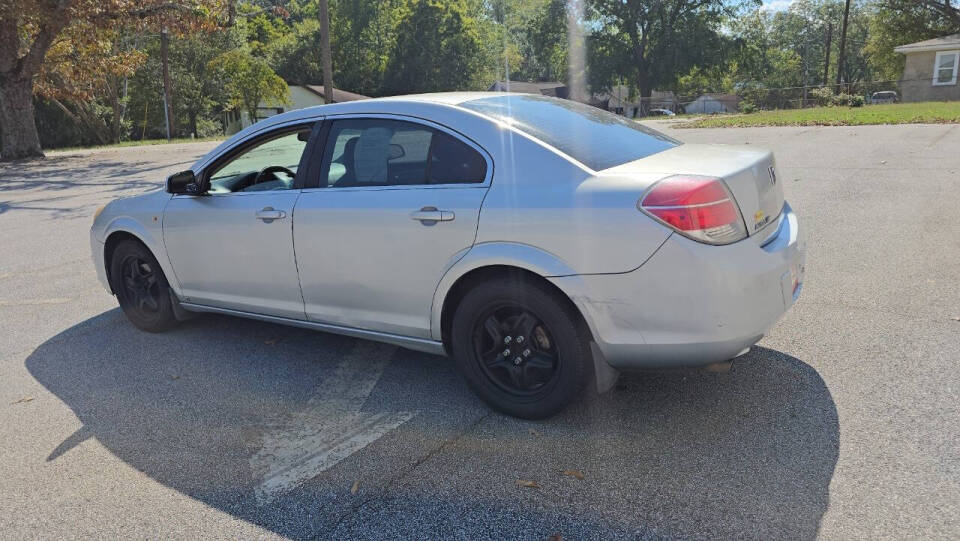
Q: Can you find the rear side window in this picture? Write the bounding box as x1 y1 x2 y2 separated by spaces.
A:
461 94 679 171
320 118 487 187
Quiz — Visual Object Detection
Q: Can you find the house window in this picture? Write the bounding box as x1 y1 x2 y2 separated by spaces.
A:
933 50 959 86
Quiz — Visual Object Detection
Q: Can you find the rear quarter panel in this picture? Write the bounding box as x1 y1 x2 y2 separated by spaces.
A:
474 134 673 275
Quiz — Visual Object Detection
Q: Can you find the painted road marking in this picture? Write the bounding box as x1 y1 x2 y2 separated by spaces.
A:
251 341 415 503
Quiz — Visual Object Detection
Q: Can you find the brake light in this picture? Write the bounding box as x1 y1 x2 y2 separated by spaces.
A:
638 175 747 245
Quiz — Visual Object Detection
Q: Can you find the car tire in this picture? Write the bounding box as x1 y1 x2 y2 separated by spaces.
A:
109 239 179 333
451 278 593 419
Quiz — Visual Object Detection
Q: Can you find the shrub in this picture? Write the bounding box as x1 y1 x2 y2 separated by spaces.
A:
811 87 834 107
739 100 757 114
830 93 866 107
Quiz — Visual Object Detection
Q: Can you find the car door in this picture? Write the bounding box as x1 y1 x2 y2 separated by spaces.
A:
163 121 321 319
293 115 491 339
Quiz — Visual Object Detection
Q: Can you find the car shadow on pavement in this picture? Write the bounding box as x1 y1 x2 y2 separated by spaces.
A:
26 309 838 540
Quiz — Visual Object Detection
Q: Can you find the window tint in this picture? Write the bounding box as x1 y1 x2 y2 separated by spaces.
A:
428 130 487 184
460 94 680 171
320 118 486 187
207 127 311 193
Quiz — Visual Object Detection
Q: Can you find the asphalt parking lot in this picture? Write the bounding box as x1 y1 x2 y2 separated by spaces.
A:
2 122 958 540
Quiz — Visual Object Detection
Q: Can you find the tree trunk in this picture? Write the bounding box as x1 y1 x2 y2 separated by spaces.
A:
835 0 851 88
823 22 832 87
110 89 121 144
319 0 334 104
0 77 43 160
160 28 174 140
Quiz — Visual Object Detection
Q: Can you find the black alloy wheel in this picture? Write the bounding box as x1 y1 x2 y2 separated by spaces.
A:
451 278 593 419
109 239 179 332
472 304 561 397
119 255 162 314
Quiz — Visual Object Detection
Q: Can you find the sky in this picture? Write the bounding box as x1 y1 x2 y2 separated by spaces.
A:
763 0 795 11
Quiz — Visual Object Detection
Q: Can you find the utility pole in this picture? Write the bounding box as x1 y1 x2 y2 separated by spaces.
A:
823 22 833 87
802 42 808 108
318 0 334 104
160 27 174 141
835 0 851 89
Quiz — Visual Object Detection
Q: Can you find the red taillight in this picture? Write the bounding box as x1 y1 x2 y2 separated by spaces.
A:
639 175 747 245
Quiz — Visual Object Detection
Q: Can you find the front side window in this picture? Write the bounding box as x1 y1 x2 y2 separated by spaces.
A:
934 51 959 85
460 94 680 171
207 126 312 193
320 118 487 188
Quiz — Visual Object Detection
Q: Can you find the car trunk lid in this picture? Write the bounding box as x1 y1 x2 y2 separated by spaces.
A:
603 144 785 237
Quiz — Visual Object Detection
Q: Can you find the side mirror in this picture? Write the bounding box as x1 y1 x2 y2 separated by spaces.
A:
166 170 201 195
388 143 405 160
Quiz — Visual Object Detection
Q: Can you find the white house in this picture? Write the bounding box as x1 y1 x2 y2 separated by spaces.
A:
224 85 369 134
894 34 960 103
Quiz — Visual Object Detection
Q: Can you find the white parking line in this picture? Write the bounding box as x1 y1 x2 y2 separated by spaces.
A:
250 341 416 503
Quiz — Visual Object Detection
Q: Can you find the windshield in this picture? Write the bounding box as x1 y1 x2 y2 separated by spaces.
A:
460 94 680 171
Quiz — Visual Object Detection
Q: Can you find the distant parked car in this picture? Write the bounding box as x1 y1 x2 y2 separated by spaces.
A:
647 108 676 117
91 92 804 419
870 91 898 104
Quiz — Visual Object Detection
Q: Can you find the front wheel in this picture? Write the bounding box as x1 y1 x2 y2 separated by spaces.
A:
451 279 593 419
109 239 179 333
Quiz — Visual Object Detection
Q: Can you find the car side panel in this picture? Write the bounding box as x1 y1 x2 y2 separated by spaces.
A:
429 241 589 340
472 132 672 275
92 189 182 295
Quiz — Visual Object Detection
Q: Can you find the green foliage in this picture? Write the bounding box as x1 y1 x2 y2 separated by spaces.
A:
682 101 960 128
586 0 750 97
811 86 835 107
738 100 757 114
381 0 487 94
24 0 960 151
208 49 289 121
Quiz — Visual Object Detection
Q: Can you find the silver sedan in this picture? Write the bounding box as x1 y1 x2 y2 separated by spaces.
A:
91 92 805 418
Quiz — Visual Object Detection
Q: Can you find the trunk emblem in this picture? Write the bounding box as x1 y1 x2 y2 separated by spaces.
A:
768 166 777 185
753 210 771 231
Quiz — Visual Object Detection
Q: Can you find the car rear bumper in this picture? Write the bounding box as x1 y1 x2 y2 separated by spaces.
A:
551 202 805 369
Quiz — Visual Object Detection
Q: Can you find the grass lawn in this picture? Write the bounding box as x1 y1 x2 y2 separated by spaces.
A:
677 101 960 128
49 135 227 153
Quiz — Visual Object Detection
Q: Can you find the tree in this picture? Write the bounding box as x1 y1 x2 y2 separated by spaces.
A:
318 0 333 104
382 0 487 94
208 48 288 123
866 1 960 82
0 0 221 160
585 0 756 101
884 0 959 28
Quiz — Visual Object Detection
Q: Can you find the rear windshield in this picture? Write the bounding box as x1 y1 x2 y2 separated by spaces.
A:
461 94 680 171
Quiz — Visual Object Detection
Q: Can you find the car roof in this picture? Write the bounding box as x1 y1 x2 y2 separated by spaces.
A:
193 93 516 172
274 92 507 120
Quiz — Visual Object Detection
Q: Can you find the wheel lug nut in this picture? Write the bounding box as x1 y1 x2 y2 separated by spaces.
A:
504 336 512 344
503 348 511 357
516 336 524 344
523 349 531 357
514 357 522 365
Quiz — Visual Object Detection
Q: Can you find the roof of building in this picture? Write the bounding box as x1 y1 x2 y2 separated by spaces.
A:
487 81 567 96
894 33 960 53
301 85 370 103
599 86 678 108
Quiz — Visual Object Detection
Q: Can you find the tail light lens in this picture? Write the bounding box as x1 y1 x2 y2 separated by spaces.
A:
638 175 748 245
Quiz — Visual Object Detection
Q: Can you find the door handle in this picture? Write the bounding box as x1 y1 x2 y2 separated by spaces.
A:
411 206 454 224
255 207 287 223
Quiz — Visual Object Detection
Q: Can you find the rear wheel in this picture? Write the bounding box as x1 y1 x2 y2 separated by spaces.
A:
451 278 592 419
109 240 178 333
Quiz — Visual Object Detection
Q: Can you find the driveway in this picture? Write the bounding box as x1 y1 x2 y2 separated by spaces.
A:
1 124 957 539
